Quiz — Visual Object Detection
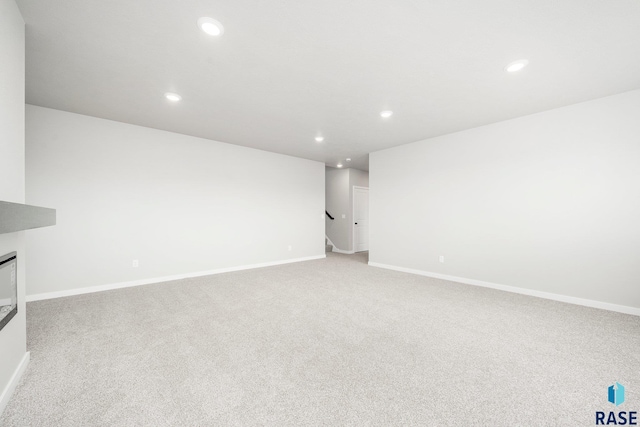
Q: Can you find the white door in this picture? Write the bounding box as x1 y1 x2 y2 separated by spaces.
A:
353 187 369 252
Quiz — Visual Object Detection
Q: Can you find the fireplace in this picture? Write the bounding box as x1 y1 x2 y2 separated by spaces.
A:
0 251 17 331
0 200 56 331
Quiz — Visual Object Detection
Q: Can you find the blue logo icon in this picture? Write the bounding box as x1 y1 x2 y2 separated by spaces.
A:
609 382 625 406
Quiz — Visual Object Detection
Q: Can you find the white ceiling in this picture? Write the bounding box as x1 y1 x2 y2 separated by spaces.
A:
16 0 640 171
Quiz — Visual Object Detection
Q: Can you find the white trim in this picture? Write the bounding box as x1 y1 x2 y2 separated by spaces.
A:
0 352 30 417
324 235 335 252
332 248 355 255
352 186 369 253
324 235 354 254
368 262 640 317
27 255 326 302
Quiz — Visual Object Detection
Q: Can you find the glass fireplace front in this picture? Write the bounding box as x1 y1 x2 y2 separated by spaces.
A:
0 251 17 331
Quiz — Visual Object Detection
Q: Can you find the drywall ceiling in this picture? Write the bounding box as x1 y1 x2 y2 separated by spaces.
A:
16 0 640 171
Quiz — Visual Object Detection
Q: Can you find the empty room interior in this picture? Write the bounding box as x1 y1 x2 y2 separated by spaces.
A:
1 0 639 425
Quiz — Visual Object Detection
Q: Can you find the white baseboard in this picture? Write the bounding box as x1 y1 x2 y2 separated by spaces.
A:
332 248 355 255
324 235 355 254
324 235 335 248
0 352 30 417
368 262 640 317
27 255 326 302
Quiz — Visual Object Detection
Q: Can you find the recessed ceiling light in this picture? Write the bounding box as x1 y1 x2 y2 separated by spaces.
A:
505 59 529 73
346 158 351 162
164 92 182 102
380 110 393 118
315 136 324 143
337 163 343 168
198 17 224 36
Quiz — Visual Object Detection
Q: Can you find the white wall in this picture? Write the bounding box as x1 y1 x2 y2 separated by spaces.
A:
26 106 325 297
0 0 27 413
370 89 640 311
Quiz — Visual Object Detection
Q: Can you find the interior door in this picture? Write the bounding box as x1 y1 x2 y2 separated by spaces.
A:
353 187 369 252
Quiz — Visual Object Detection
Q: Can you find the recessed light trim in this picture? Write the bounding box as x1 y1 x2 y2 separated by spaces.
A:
164 92 182 102
198 17 224 36
315 136 324 143
337 163 343 168
346 158 351 162
505 59 529 73
380 110 393 118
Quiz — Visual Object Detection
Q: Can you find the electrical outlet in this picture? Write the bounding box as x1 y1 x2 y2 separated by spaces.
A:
439 256 444 263
288 245 292 251
132 260 139 268
342 214 346 219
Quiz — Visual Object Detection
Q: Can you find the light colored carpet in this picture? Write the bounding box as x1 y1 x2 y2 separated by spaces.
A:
1 252 639 426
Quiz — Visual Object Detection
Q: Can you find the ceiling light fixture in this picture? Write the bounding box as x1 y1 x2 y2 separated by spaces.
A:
315 136 324 143
198 17 224 36
337 163 343 168
505 59 529 73
164 92 182 102
346 158 351 162
380 110 393 118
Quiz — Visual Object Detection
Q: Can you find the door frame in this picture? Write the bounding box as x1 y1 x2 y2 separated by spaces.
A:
352 186 369 253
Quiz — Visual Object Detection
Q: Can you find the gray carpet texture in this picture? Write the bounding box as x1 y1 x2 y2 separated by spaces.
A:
1 252 639 426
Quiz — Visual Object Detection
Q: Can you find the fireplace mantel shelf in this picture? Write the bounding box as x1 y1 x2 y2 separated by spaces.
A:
0 201 56 235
